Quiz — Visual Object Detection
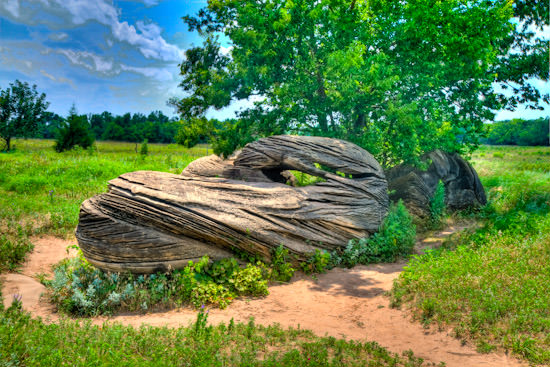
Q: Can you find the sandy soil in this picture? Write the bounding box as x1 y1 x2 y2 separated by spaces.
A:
1 227 525 367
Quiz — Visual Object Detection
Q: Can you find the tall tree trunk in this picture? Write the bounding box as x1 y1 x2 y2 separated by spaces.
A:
6 136 11 151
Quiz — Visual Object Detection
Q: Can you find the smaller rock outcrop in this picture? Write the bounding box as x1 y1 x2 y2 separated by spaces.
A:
386 150 487 218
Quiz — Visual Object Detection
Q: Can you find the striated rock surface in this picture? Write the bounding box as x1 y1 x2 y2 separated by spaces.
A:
386 149 487 218
76 135 389 273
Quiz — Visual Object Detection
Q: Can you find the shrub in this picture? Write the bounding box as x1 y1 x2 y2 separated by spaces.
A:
0 223 34 271
331 200 416 268
301 249 331 274
48 252 269 316
267 245 295 282
139 139 148 156
0 231 33 272
54 108 95 153
429 180 446 228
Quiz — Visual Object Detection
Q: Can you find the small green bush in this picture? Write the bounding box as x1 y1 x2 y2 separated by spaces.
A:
0 234 33 272
429 180 446 228
139 139 148 156
48 252 268 316
0 223 34 272
267 245 295 282
301 249 331 274
331 200 416 268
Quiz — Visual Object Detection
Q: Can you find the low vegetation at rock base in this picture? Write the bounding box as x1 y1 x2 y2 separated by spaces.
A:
330 200 416 268
428 181 446 229
48 251 271 315
391 146 550 364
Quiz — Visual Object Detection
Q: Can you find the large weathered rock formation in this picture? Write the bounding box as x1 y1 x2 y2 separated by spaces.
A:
76 135 389 273
386 149 487 218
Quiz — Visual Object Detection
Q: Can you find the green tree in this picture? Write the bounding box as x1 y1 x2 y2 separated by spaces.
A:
0 80 49 151
54 105 95 152
175 117 215 148
175 0 548 167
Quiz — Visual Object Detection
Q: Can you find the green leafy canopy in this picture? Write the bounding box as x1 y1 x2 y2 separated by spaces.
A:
175 0 548 167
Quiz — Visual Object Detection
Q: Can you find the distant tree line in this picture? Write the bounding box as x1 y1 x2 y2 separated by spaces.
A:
483 118 550 146
37 110 179 144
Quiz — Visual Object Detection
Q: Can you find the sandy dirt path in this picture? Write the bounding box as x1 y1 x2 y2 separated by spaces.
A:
1 228 525 367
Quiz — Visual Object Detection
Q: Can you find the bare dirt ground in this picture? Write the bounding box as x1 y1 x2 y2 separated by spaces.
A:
1 226 525 367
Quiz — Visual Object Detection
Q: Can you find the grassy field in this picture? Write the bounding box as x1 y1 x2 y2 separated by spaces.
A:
391 145 550 364
2 140 550 365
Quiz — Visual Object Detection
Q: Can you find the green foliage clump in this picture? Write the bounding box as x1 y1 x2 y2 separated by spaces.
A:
0 301 431 367
429 180 446 228
266 245 295 282
175 117 213 148
54 106 95 152
301 249 332 274
390 146 550 364
332 200 416 268
139 139 148 156
174 117 258 158
48 253 268 316
290 170 327 186
0 223 33 272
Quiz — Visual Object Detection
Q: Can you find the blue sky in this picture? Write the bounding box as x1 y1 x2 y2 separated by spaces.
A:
0 0 548 121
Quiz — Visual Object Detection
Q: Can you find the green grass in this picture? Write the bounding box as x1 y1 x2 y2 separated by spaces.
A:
0 301 434 367
390 145 550 364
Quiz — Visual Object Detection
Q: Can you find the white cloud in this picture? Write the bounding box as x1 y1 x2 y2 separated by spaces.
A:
49 32 69 41
55 47 176 83
39 68 77 89
110 20 182 61
40 69 56 81
2 0 19 17
0 0 184 62
57 76 77 89
140 0 160 7
120 64 174 82
59 0 183 61
57 49 115 74
136 20 161 39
